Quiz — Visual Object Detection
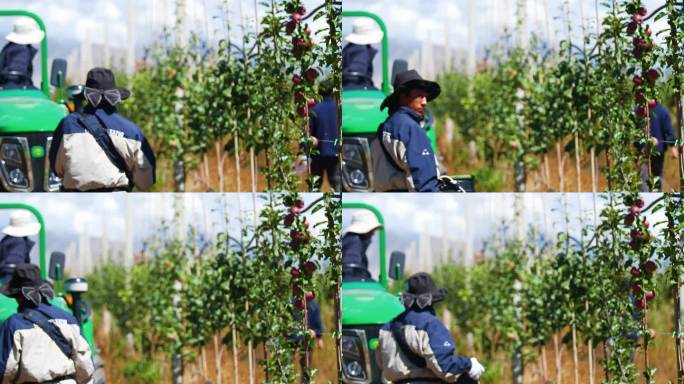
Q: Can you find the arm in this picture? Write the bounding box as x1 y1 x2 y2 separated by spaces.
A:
68 325 94 384
423 318 472 378
396 124 439 192
130 134 156 191
0 322 19 384
49 120 65 177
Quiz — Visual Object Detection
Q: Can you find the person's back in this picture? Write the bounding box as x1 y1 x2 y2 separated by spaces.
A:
0 235 32 267
310 96 338 158
50 104 156 191
342 43 377 89
342 232 372 281
0 303 94 383
377 308 473 383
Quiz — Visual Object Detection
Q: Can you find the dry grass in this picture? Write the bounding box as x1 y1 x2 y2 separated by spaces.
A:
94 300 339 383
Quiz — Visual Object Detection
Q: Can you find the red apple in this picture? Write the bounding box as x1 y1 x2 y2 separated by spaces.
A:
643 218 650 227
296 5 306 15
303 261 316 274
292 284 303 296
630 239 640 250
645 290 655 301
630 229 642 239
625 213 635 225
637 7 647 16
635 198 645 208
634 91 645 103
294 299 305 309
648 99 657 109
644 260 657 273
632 14 643 24
297 105 308 117
627 21 638 34
286 19 297 34
284 212 295 226
636 107 648 118
305 68 319 83
307 99 317 109
646 27 652 36
291 12 302 23
630 266 641 277
292 74 303 85
294 90 305 103
291 267 301 278
305 291 315 301
636 298 646 309
631 205 641 215
633 75 643 86
295 199 305 209
632 283 643 295
646 69 659 85
290 205 301 215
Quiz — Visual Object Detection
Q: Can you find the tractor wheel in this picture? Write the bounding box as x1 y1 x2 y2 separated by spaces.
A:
92 351 106 384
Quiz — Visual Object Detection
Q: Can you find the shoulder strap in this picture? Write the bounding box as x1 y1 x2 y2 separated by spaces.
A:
376 123 405 173
21 308 73 358
74 112 128 174
390 318 427 368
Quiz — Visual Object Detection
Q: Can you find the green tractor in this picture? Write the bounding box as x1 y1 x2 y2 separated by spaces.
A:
0 203 104 383
0 10 69 192
341 202 406 383
341 11 474 192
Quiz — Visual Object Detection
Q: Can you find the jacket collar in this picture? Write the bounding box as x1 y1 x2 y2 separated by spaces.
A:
396 106 423 123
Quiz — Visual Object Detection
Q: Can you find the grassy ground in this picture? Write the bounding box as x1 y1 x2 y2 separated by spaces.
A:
94 299 339 383
445 302 679 383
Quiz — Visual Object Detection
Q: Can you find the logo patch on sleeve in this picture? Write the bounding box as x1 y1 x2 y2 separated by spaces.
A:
421 149 431 156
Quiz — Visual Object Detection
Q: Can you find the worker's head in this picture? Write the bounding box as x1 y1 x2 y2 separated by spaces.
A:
345 210 382 239
398 88 429 116
381 70 440 116
400 272 448 311
0 264 54 307
79 68 131 108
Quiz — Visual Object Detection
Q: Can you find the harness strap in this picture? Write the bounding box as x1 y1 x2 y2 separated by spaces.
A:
21 308 73 358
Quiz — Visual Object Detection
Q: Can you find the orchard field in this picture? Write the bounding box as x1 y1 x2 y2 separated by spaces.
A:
114 0 340 192
426 193 684 384
429 0 684 193
83 193 341 384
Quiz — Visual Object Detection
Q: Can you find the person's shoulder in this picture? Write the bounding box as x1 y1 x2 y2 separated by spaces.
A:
405 309 440 329
104 110 145 139
38 303 77 325
2 312 34 333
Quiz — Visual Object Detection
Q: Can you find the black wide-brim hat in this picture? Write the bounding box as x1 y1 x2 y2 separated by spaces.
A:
76 67 131 102
380 69 441 111
400 272 448 309
0 263 45 297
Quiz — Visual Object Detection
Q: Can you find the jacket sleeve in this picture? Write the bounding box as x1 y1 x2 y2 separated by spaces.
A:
424 317 472 377
307 301 323 337
67 325 94 384
49 119 65 177
385 121 439 192
0 322 19 384
129 133 156 191
662 107 676 145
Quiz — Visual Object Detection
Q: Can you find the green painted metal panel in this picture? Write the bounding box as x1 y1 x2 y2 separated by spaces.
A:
0 90 67 133
341 282 404 325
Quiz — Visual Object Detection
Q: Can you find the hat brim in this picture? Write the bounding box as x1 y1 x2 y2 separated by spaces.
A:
345 221 382 235
6 30 45 45
3 222 40 237
74 87 131 101
380 80 441 111
345 30 383 45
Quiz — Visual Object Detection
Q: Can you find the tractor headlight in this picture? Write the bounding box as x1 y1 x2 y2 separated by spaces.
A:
342 330 370 382
0 138 32 191
342 137 372 192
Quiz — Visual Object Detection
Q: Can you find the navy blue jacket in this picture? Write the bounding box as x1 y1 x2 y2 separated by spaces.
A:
0 303 80 373
0 236 32 268
381 107 439 192
650 103 676 153
292 299 323 339
342 43 376 89
342 232 370 269
384 308 472 375
309 96 338 157
0 42 36 78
